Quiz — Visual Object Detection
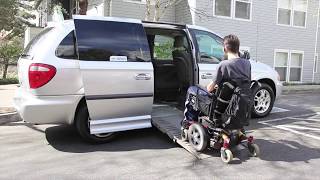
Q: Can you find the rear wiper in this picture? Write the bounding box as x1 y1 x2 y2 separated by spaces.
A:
20 53 30 58
20 54 33 59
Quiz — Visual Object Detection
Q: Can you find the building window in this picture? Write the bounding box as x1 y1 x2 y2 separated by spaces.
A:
277 0 307 27
214 0 252 20
290 52 303 81
274 50 303 82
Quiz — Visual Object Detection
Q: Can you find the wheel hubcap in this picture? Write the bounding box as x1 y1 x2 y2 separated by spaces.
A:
254 89 271 114
190 129 201 145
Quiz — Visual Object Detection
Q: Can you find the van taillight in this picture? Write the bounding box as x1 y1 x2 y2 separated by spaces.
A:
28 63 56 89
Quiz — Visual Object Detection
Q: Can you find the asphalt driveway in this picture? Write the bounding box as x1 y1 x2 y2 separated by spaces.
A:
1 92 320 179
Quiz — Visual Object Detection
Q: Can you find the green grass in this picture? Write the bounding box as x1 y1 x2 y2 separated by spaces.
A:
0 77 19 85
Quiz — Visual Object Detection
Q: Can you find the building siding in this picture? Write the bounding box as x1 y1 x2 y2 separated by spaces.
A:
87 0 105 16
109 0 175 22
175 0 193 24
195 0 319 83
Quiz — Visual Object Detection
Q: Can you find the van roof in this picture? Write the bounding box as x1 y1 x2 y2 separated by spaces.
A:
53 16 223 38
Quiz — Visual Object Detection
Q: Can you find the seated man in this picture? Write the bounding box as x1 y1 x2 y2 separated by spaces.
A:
207 34 251 141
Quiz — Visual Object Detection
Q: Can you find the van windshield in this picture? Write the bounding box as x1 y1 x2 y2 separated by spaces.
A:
22 27 54 59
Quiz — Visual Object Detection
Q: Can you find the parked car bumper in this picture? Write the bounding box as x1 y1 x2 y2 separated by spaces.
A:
13 87 83 125
276 81 283 98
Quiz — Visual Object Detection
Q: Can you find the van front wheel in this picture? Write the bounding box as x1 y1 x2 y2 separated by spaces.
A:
251 83 275 118
75 105 116 143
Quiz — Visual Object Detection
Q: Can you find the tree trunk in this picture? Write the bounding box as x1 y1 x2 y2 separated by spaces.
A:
145 0 151 21
154 0 160 21
2 61 9 79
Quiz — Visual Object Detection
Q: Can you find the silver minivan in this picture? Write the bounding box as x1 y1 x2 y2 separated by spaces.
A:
14 16 282 143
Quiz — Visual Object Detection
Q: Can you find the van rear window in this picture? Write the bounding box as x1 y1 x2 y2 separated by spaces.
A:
22 27 54 59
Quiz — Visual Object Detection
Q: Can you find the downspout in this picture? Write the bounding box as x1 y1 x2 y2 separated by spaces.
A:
313 0 320 82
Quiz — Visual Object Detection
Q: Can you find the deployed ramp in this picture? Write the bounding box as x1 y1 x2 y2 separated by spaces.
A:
151 104 214 159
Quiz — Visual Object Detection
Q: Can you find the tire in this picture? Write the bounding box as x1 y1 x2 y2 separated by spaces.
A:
188 123 208 152
75 105 116 144
248 143 260 157
221 148 233 163
251 83 275 118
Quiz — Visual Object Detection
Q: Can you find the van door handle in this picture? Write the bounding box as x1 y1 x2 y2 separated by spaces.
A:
135 73 151 80
201 73 213 79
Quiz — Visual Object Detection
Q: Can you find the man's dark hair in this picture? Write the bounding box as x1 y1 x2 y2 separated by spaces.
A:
223 34 240 54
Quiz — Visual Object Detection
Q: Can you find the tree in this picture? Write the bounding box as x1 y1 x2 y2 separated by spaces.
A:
145 0 182 21
0 38 23 79
0 0 36 40
34 0 88 15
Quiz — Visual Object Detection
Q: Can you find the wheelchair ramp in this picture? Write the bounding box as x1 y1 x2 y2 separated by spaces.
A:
152 104 213 159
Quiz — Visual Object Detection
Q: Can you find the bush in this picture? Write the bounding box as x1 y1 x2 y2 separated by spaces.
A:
0 77 18 85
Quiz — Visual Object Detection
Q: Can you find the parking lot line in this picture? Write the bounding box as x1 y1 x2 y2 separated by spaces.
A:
259 113 317 124
277 125 320 131
271 125 320 141
259 112 320 141
291 117 320 122
271 107 290 113
0 112 17 116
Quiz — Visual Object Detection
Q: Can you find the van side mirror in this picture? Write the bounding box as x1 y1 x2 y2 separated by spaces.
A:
239 51 250 60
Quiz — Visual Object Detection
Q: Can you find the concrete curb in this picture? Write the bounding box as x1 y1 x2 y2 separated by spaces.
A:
0 107 16 114
0 112 22 125
282 85 320 94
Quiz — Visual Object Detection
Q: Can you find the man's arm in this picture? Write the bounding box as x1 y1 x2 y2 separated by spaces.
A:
206 81 216 92
207 63 223 92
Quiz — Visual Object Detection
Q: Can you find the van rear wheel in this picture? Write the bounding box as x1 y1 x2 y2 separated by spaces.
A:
75 105 116 143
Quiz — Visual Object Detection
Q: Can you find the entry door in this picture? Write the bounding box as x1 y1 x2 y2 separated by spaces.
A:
188 29 224 86
74 16 154 133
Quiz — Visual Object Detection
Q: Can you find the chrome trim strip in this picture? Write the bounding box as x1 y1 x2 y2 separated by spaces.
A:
86 93 153 100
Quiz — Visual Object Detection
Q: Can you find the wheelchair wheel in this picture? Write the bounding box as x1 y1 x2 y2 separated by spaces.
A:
221 148 233 163
248 143 260 157
181 128 188 141
188 123 208 151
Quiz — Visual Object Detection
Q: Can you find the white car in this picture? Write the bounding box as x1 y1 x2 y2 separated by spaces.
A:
14 16 282 143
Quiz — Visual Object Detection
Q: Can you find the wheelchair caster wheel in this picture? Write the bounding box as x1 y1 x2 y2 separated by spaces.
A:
248 143 260 157
181 128 188 141
221 148 233 163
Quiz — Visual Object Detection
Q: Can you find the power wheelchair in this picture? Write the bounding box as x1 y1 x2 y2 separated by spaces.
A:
181 82 260 163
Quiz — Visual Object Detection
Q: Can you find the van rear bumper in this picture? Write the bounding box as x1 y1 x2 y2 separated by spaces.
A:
13 88 83 125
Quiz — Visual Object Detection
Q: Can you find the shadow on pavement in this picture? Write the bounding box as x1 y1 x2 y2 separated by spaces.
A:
225 138 320 164
193 138 320 164
45 125 178 153
253 139 320 163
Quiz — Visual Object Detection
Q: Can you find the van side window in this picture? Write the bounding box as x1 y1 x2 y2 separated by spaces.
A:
153 35 174 60
190 29 224 64
75 20 151 62
55 30 77 59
